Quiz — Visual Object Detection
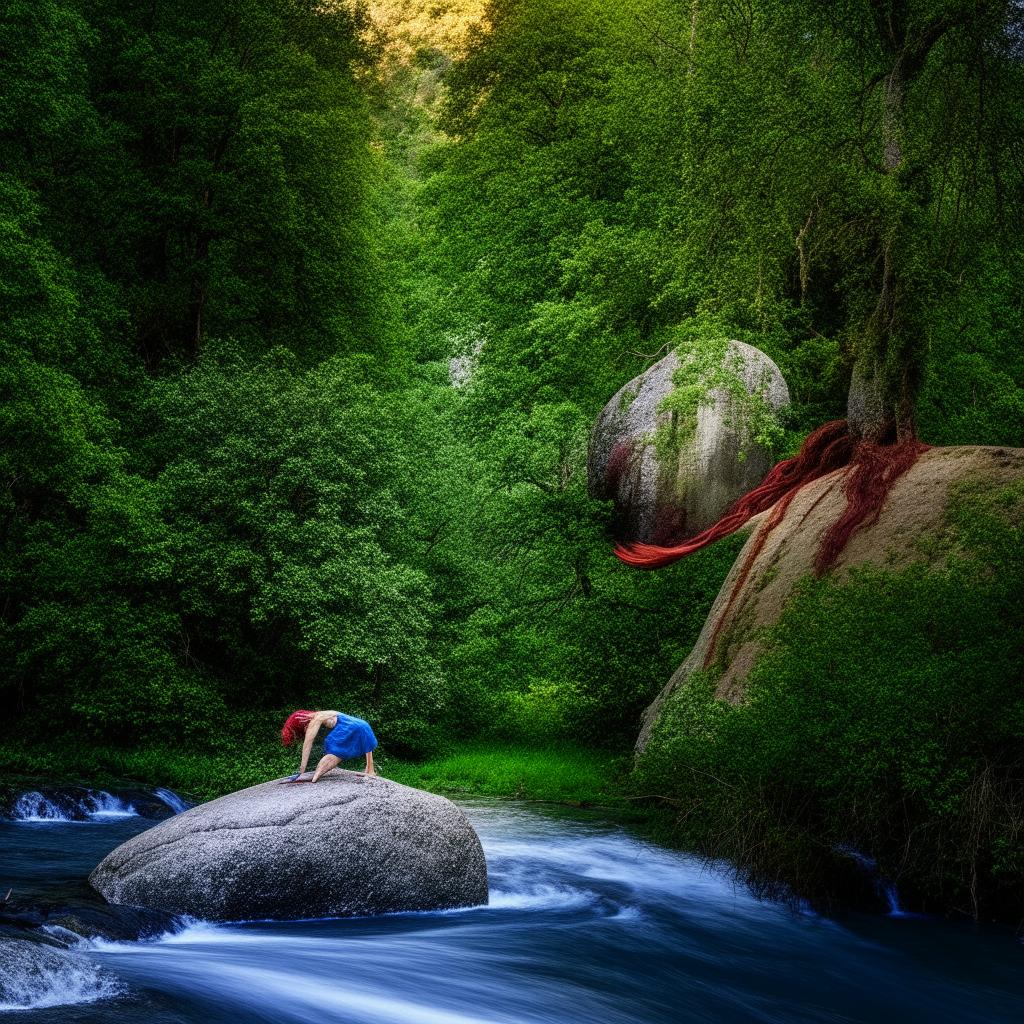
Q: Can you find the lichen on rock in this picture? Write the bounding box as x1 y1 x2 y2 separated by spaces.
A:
589 340 789 544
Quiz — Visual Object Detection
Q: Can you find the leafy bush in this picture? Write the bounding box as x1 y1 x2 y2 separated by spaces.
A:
636 481 1024 919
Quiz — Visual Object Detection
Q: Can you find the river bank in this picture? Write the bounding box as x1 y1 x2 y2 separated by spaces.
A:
0 741 971 927
0 741 627 808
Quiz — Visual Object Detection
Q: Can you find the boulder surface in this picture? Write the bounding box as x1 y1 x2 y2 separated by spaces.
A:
636 445 1024 750
89 772 488 921
588 341 789 543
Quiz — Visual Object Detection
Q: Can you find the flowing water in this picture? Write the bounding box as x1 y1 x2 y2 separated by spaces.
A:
8 792 138 824
1 797 1022 1022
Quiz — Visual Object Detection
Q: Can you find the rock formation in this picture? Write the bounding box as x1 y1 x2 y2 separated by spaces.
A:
589 341 789 544
636 445 1024 751
90 772 488 921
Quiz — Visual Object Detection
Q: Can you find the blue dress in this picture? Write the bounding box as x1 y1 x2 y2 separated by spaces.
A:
323 713 378 760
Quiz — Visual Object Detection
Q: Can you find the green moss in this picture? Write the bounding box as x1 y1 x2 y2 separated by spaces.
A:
618 385 640 413
653 326 786 473
755 562 780 592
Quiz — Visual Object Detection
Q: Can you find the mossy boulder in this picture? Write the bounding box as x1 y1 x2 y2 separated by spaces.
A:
588 342 789 544
638 445 1024 751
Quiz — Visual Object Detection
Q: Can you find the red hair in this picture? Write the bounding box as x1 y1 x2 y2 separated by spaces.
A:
281 710 316 747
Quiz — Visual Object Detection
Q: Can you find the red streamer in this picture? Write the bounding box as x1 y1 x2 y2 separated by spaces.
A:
613 420 930 671
814 437 928 574
614 420 928 577
614 420 854 569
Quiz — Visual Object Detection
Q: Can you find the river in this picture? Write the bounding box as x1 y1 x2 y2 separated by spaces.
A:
1 796 1022 1022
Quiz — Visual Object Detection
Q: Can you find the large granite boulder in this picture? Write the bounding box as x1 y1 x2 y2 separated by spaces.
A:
636 445 1024 751
589 341 790 543
89 772 488 921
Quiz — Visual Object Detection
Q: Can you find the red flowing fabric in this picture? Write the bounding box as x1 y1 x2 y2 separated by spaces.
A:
814 436 928 574
614 420 928 576
614 420 854 569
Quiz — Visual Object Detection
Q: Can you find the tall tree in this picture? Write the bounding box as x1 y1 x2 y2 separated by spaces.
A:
838 0 1020 440
80 0 378 364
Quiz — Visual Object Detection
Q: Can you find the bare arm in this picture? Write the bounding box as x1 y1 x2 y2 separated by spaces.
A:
297 712 331 776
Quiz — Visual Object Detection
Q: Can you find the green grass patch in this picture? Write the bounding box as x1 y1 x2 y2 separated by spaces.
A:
0 740 630 809
385 744 629 805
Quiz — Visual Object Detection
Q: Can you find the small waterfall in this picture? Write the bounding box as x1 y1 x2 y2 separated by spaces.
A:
836 844 904 915
86 792 137 818
154 788 191 814
11 791 69 822
881 880 903 916
0 939 124 1011
8 790 137 822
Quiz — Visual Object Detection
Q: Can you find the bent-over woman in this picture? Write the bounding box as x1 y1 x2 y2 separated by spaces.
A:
281 709 378 783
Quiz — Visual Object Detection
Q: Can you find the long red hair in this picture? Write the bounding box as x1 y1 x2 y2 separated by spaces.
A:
281 710 316 747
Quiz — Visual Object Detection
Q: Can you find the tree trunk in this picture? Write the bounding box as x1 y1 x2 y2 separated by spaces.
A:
847 59 918 443
847 352 917 443
882 61 903 172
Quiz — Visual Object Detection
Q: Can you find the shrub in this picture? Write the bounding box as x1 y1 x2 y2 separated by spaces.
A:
636 480 1024 919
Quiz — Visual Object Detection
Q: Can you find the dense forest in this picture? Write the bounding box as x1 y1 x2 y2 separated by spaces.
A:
3 0 1023 916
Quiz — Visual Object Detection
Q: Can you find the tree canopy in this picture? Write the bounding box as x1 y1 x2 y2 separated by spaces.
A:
2 0 1022 762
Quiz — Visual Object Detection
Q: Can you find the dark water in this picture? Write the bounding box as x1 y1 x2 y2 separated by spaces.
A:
2 799 1022 1022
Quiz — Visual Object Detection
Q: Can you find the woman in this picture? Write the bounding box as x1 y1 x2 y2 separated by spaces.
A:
281 709 378 783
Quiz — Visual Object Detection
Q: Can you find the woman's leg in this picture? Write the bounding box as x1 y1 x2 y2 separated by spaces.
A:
311 754 340 783
364 750 376 776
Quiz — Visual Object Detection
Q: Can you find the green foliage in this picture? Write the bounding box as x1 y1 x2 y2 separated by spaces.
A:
917 250 1024 446
431 0 1024 443
0 0 430 751
398 356 745 749
654 324 786 468
147 352 446 748
0 736 298 802
636 481 1024 918
84 0 379 364
0 738 623 807
385 743 626 805
3 0 1024 923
